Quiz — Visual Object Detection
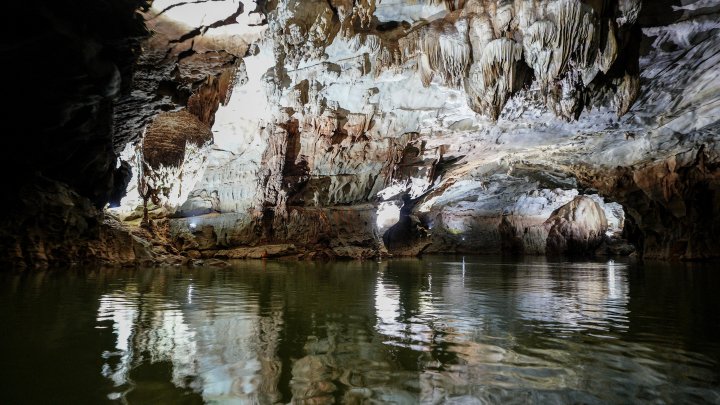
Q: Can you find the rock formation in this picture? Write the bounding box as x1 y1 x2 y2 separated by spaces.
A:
545 196 608 256
1 0 719 266
136 110 214 222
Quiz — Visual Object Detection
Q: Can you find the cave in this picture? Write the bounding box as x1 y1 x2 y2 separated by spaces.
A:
1 0 719 403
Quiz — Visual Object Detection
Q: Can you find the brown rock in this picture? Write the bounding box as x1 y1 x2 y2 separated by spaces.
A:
215 244 297 259
576 147 720 260
143 110 213 169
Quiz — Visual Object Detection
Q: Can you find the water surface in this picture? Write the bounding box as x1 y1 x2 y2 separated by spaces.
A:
1 257 719 404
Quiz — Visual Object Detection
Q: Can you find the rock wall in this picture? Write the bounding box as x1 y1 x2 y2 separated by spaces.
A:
578 146 720 260
170 204 382 259
128 0 719 262
0 1 151 267
2 0 719 266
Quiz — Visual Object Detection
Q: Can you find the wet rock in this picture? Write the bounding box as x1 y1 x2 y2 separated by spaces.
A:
595 237 636 257
332 246 377 259
169 205 382 258
0 176 158 268
215 244 297 259
203 258 230 268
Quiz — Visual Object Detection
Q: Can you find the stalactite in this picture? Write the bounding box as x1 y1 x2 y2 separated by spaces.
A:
523 20 556 90
551 0 598 79
494 0 514 37
351 0 375 30
364 34 381 54
467 14 494 61
617 0 642 26
615 72 640 117
419 52 434 86
417 19 471 87
598 19 618 74
268 0 649 183
465 38 523 119
461 0 488 16
398 30 421 63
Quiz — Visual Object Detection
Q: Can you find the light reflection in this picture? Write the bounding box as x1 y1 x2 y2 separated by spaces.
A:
96 279 282 403
515 262 630 331
376 201 401 231
98 293 137 388
84 260 717 404
375 277 403 341
372 259 637 402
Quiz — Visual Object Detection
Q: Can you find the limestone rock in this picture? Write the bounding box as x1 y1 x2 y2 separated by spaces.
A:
577 147 720 261
545 196 609 256
5 0 720 266
141 110 214 212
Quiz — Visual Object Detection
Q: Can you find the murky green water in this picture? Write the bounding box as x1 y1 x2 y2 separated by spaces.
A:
1 257 719 404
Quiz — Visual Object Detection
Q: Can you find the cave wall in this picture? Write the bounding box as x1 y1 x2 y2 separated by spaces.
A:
3 1 150 205
137 0 719 262
0 1 152 267
2 0 719 266
578 145 720 260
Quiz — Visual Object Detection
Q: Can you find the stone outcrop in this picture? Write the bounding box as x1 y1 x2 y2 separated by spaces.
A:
545 196 608 256
0 176 162 268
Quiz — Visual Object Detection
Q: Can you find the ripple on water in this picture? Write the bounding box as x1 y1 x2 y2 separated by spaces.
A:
0 257 718 404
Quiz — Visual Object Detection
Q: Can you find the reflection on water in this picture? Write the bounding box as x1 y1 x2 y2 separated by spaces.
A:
96 279 282 403
1 257 719 404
